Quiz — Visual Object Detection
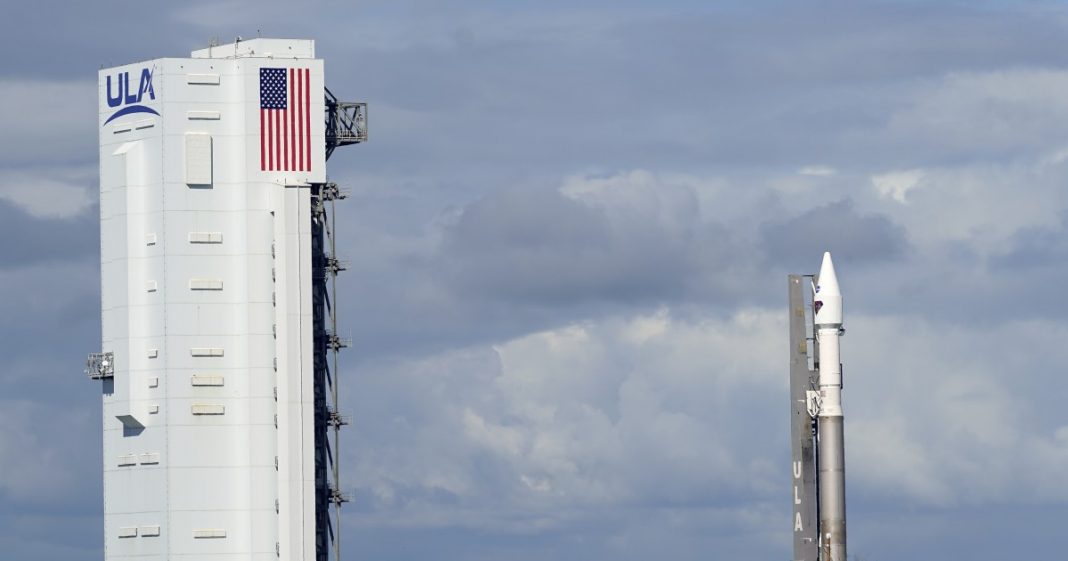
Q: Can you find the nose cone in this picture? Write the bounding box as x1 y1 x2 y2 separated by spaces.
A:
814 252 843 326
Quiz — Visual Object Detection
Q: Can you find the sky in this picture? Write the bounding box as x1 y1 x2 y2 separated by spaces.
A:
4 0 1068 559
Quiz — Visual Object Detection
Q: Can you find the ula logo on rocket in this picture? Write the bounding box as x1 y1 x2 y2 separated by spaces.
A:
103 68 159 125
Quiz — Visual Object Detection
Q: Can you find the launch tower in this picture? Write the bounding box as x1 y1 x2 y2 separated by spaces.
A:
87 38 366 561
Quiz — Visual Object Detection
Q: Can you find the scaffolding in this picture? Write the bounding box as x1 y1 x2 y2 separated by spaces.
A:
85 352 115 380
325 88 368 161
311 182 352 561
316 85 366 561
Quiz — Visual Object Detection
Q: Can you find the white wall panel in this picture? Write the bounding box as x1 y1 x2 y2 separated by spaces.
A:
184 133 213 185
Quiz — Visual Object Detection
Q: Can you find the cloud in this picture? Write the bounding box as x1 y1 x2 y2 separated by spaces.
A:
0 198 97 270
345 305 1068 560
798 165 836 177
991 212 1068 270
0 167 96 219
883 69 1068 163
0 400 90 504
759 199 909 271
872 169 924 203
0 80 97 166
867 159 1068 255
847 314 1068 508
346 308 787 532
440 171 728 306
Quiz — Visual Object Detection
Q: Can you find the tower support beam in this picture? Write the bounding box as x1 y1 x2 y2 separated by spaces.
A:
788 274 819 561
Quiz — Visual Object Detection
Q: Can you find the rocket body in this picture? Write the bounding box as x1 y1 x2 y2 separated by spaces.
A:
814 252 846 561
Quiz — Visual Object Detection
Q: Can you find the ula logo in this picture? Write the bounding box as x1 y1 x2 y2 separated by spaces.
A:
103 68 159 125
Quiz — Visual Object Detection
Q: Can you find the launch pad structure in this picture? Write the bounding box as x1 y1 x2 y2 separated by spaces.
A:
788 273 820 560
87 38 366 561
788 253 848 561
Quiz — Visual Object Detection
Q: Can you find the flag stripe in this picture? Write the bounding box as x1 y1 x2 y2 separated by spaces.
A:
263 109 269 169
260 108 265 170
281 105 286 171
282 95 288 171
297 69 303 171
305 69 309 170
289 69 295 171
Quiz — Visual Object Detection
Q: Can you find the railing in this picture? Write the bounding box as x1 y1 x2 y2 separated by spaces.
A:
324 88 368 160
86 352 115 380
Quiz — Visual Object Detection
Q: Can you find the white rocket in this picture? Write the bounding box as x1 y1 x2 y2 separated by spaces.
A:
814 252 846 561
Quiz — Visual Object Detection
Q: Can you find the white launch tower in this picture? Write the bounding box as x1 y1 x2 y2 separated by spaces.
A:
88 38 366 561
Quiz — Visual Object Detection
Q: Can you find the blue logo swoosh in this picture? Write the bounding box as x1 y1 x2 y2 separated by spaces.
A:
103 105 160 126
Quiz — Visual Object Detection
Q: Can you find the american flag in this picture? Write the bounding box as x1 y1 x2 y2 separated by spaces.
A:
260 67 311 171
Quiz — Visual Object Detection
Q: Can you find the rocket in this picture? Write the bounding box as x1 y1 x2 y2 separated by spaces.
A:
814 252 846 561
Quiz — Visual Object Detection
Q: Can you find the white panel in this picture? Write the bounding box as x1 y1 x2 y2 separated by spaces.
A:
189 278 224 290
188 231 223 243
192 528 227 539
117 454 137 466
191 404 225 415
145 280 157 292
184 133 213 185
147 348 158 358
186 73 221 85
148 404 159 414
188 110 221 120
166 424 273 467
140 525 161 537
191 375 225 386
148 376 159 388
140 452 160 464
118 527 138 538
111 141 137 156
145 233 157 245
189 347 224 357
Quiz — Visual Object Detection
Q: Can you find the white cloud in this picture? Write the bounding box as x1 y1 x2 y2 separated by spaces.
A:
0 168 95 219
861 160 1066 253
884 68 1068 159
349 307 788 528
798 165 836 177
871 169 924 203
347 305 1068 539
560 169 698 236
847 314 1068 506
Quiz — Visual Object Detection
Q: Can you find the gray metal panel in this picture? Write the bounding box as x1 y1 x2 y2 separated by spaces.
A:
788 275 819 561
818 416 847 561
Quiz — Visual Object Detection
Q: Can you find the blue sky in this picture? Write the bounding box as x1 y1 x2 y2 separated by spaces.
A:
5 1 1068 559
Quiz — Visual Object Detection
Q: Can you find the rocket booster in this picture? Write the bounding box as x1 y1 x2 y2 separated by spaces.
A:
814 251 846 561
814 251 843 417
